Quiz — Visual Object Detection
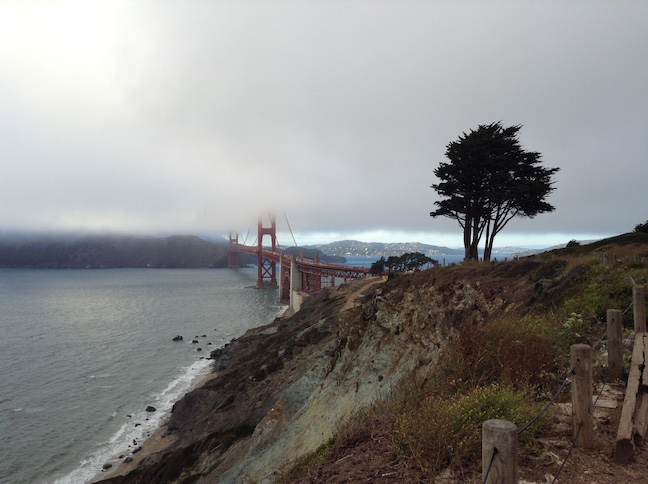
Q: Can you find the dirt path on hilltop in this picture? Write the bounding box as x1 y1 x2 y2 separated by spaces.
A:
341 276 385 312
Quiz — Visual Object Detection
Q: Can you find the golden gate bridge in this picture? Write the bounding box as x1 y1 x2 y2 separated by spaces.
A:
228 214 371 311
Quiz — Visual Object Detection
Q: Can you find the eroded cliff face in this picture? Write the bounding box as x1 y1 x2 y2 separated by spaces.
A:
102 262 537 484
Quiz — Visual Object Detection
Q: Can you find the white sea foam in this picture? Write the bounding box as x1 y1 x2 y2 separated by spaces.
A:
1 267 278 484
55 358 212 484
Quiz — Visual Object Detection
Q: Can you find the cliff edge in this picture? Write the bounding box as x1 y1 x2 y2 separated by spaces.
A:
100 256 543 483
100 234 648 482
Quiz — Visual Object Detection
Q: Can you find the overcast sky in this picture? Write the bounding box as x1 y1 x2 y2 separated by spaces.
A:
1 1 646 249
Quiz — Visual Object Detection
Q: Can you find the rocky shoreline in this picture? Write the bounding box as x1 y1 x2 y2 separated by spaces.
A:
96 266 504 483
95 277 391 482
94 369 218 482
90 237 648 483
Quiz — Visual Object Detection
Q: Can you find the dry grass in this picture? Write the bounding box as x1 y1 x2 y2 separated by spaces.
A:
284 239 648 482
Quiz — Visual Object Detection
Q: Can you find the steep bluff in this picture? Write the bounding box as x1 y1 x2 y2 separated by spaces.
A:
100 260 542 484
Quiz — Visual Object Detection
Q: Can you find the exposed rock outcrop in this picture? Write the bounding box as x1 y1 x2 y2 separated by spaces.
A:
100 264 535 484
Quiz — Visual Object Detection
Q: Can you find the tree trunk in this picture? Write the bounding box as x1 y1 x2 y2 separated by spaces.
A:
469 214 480 260
483 219 492 262
463 218 472 260
463 233 471 260
484 228 497 262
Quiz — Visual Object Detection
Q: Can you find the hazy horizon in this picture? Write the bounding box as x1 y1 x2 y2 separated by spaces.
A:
0 226 601 252
2 2 646 249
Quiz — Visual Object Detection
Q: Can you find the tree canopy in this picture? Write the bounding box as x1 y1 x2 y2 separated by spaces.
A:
369 252 437 275
635 219 648 234
431 122 559 261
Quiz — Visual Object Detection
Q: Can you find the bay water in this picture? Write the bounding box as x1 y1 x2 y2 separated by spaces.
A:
0 268 284 484
344 253 518 268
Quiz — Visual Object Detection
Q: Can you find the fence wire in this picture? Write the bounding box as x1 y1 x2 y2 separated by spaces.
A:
551 421 582 484
550 364 611 483
482 447 497 484
510 302 628 482
591 315 614 354
519 303 625 437
517 368 574 436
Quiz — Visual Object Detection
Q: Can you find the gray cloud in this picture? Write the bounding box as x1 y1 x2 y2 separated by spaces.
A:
1 1 646 247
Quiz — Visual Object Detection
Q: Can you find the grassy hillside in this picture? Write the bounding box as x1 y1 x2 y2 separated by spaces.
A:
286 233 648 482
98 232 648 483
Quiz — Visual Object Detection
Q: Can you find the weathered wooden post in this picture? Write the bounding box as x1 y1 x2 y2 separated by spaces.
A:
634 285 646 332
482 419 518 483
570 344 594 448
607 309 623 381
614 333 647 463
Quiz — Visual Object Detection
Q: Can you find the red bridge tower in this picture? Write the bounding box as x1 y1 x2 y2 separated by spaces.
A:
257 214 278 288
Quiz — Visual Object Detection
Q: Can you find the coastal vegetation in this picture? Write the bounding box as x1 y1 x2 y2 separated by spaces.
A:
100 232 648 483
368 251 437 274
288 232 648 482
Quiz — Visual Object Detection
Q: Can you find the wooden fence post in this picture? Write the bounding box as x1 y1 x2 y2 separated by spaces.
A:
614 333 647 463
570 344 594 448
634 285 646 333
482 419 517 483
607 309 623 381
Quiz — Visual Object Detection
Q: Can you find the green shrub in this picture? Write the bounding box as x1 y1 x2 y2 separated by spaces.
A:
395 384 549 475
559 312 585 345
557 262 639 332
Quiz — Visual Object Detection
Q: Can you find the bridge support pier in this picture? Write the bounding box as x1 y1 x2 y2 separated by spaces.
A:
289 255 306 312
279 254 290 302
257 215 278 288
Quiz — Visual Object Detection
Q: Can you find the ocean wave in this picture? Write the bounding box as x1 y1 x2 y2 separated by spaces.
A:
55 358 212 484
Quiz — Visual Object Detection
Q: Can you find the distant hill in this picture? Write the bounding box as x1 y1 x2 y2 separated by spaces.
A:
281 246 346 264
0 234 235 269
306 240 465 257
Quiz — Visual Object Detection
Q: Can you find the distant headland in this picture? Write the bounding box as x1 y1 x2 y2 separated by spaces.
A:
0 233 540 269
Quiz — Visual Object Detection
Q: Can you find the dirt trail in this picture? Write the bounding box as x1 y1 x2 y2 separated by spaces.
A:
341 276 385 312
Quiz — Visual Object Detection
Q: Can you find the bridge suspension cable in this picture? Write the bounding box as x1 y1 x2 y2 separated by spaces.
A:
283 208 299 249
242 225 251 246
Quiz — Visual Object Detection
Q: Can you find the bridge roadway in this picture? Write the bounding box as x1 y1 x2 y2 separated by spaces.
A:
231 244 371 280
228 214 372 310
229 243 371 309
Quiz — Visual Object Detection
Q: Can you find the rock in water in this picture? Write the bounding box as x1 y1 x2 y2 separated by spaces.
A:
145 405 156 412
172 335 183 341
